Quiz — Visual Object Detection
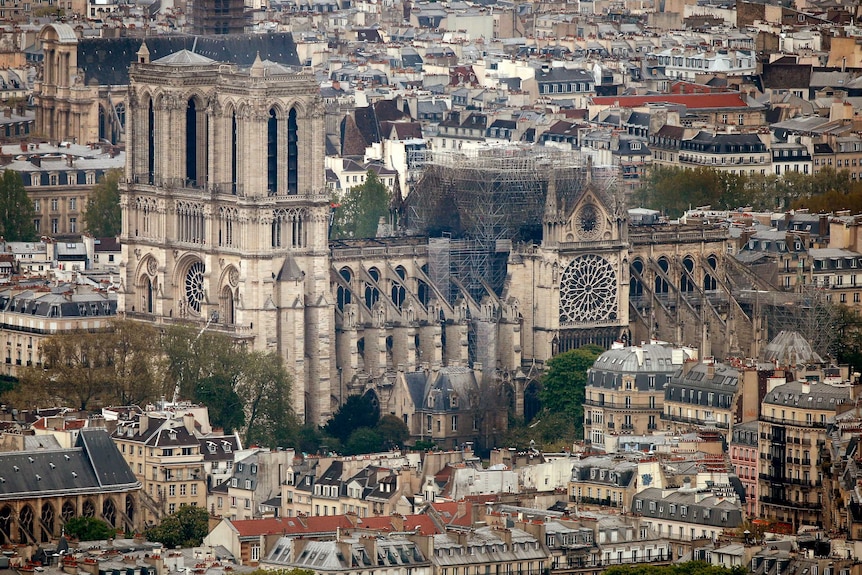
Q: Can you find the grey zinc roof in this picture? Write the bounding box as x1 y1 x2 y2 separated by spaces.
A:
0 429 138 500
633 487 743 528
592 344 680 374
152 49 217 66
763 380 849 408
436 526 546 564
588 344 685 391
421 367 479 413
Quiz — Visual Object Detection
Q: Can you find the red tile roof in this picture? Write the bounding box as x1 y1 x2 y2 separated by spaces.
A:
590 92 750 109
355 514 441 535
230 515 353 538
430 501 472 527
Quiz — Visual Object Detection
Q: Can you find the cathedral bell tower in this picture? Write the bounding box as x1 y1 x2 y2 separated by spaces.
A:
119 51 334 423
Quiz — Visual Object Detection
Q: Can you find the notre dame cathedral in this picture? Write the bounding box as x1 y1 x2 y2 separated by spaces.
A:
120 49 743 443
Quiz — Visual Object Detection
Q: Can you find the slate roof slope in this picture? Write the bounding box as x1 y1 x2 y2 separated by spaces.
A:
78 428 139 489
0 429 138 500
78 32 300 86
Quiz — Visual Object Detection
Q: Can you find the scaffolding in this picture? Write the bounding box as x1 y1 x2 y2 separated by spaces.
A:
407 146 617 304
407 146 599 242
736 286 838 359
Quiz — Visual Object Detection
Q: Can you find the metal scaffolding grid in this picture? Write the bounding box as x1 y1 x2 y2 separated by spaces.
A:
407 146 618 304
407 146 599 242
736 286 837 359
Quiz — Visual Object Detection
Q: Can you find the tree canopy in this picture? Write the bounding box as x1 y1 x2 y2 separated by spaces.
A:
8 319 165 411
604 561 746 575
324 393 380 444
145 505 209 548
83 169 122 237
3 319 297 448
331 170 391 239
635 165 856 217
0 169 36 241
64 517 115 541
539 344 604 440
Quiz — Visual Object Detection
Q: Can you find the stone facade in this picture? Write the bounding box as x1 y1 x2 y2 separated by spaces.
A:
119 50 333 423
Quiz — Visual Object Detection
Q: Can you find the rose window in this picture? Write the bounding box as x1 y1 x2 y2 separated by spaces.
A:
185 261 205 315
559 254 617 324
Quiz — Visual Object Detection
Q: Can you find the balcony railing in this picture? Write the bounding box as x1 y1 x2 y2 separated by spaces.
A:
759 415 826 428
760 496 820 510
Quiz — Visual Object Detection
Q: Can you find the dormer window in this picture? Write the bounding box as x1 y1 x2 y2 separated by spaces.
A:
222 441 232 453
207 442 216 454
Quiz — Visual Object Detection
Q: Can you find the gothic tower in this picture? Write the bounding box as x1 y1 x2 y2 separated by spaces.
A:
119 51 334 423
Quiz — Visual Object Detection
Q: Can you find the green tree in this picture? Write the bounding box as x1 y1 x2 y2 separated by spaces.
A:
145 505 209 548
247 568 315 575
5 319 166 411
64 517 115 541
83 169 122 237
604 561 746 575
503 411 579 452
0 169 36 241
832 305 862 371
107 319 166 405
331 170 390 239
162 324 244 406
239 351 298 448
539 344 604 440
19 329 115 410
376 414 409 449
344 427 383 455
324 394 380 444
195 374 246 432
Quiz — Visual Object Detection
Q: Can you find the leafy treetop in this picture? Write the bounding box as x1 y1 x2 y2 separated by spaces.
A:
331 169 391 239
145 505 210 548
83 169 122 237
0 169 36 241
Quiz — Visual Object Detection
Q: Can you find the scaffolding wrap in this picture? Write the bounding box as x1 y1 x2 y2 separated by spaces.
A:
406 145 618 304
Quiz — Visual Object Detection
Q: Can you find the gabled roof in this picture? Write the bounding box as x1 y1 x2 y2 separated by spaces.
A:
0 429 139 501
